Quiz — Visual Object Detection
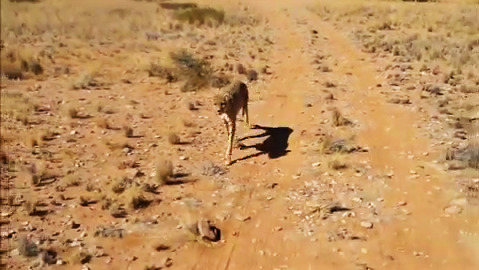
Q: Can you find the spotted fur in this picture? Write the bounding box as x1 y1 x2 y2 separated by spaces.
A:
213 80 250 165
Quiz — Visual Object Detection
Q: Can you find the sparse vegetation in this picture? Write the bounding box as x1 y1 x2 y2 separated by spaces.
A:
72 72 102 90
123 187 151 210
0 48 43 80
156 159 174 185
331 108 352 127
24 199 38 216
168 132 181 145
174 7 225 26
312 1 479 85
147 49 214 91
68 250 92 265
17 236 39 257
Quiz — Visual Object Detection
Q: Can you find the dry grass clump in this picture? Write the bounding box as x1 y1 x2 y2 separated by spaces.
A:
147 49 213 92
147 61 178 82
170 49 212 92
0 91 34 125
329 158 348 170
156 159 174 185
168 132 181 145
17 236 39 258
67 250 92 265
72 72 102 90
174 6 225 26
24 199 39 216
0 48 43 80
331 108 353 127
122 187 151 210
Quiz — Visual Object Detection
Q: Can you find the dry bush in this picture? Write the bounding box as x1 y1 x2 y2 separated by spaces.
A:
331 108 352 127
17 236 39 258
111 177 130 194
174 7 225 26
72 73 101 90
122 187 151 210
67 250 92 265
147 61 178 82
170 49 212 92
0 48 43 80
156 159 173 185
328 155 348 170
168 132 181 145
24 199 38 216
62 174 81 187
124 126 134 138
147 49 213 91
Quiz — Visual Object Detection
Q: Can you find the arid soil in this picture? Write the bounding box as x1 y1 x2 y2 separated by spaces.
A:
1 0 478 269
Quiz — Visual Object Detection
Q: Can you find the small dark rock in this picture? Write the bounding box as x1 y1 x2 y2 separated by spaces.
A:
195 219 221 242
246 69 258 82
236 63 246 75
41 249 58 265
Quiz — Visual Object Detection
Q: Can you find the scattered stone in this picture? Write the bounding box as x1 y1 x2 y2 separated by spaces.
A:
94 226 125 238
164 257 173 267
444 205 462 215
360 221 373 229
202 162 227 176
195 219 221 242
450 198 467 207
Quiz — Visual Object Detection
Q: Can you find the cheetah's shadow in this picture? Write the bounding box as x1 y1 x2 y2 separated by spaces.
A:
232 124 293 164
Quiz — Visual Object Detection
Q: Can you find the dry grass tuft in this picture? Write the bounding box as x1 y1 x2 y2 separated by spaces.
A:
123 187 151 210
168 132 181 145
0 48 43 80
170 49 212 92
17 236 39 258
147 49 213 91
174 7 225 26
328 155 348 170
24 199 38 216
331 108 352 127
67 250 92 265
156 159 174 185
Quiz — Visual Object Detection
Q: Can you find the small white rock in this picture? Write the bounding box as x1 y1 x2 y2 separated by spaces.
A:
360 221 373 229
